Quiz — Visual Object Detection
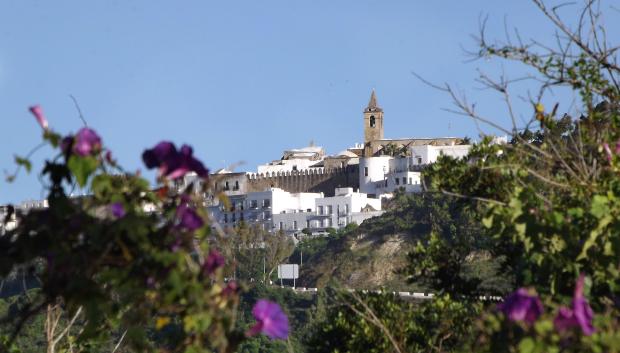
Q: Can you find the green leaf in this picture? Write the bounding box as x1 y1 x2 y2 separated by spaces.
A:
43 130 62 147
590 195 609 219
68 155 99 187
482 215 493 228
14 155 32 173
518 337 535 353
578 214 613 260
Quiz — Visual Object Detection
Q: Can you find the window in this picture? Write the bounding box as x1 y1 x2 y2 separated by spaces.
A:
262 199 270 208
322 219 328 227
233 180 239 191
306 220 310 229
250 200 258 209
224 181 230 191
364 167 368 176
327 218 332 227
385 179 388 187
318 206 324 215
224 214 228 223
417 157 422 164
402 177 406 185
279 222 284 230
293 221 298 229
395 178 400 185
409 177 412 184
263 211 270 220
327 205 333 215
370 115 376 127
345 204 349 214
292 165 298 171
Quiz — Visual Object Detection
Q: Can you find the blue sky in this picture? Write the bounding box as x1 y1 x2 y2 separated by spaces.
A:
1 1 617 203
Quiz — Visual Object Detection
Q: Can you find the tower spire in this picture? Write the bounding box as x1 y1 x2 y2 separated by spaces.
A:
365 89 382 112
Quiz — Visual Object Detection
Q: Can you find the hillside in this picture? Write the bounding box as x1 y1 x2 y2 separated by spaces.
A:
295 192 439 291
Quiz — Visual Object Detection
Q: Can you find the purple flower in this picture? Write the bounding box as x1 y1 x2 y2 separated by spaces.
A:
142 141 208 180
554 274 595 336
246 299 289 340
175 203 203 232
142 141 177 169
73 128 102 156
29 105 48 130
61 136 74 157
203 249 225 275
110 202 126 218
498 288 543 324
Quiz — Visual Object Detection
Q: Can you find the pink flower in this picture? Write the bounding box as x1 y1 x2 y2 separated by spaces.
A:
29 105 48 130
222 281 239 296
73 128 102 156
498 288 543 325
203 249 225 275
554 274 595 336
247 299 289 340
603 143 613 162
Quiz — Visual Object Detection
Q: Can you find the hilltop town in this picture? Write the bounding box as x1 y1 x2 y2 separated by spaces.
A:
0 91 480 236
174 90 478 237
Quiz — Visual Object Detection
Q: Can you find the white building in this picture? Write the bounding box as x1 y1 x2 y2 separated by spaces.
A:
359 143 471 198
409 144 471 166
359 156 422 197
311 187 382 230
257 145 325 174
208 188 323 233
209 187 383 236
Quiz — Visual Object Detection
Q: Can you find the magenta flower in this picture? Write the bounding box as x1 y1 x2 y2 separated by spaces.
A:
175 203 203 231
554 274 595 336
110 202 126 218
142 141 208 180
73 128 102 156
29 105 48 130
498 288 543 325
203 249 225 275
247 299 289 340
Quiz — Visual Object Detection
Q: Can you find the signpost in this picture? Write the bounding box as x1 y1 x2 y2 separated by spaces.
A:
277 264 299 288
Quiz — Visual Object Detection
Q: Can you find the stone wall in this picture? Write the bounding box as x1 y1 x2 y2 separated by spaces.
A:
246 165 359 197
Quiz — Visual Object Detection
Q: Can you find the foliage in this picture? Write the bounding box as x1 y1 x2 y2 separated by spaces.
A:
306 288 480 353
216 224 294 283
416 0 620 351
403 192 513 296
0 114 288 352
237 284 316 353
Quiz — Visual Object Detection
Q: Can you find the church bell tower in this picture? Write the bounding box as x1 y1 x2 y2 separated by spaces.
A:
363 89 384 143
